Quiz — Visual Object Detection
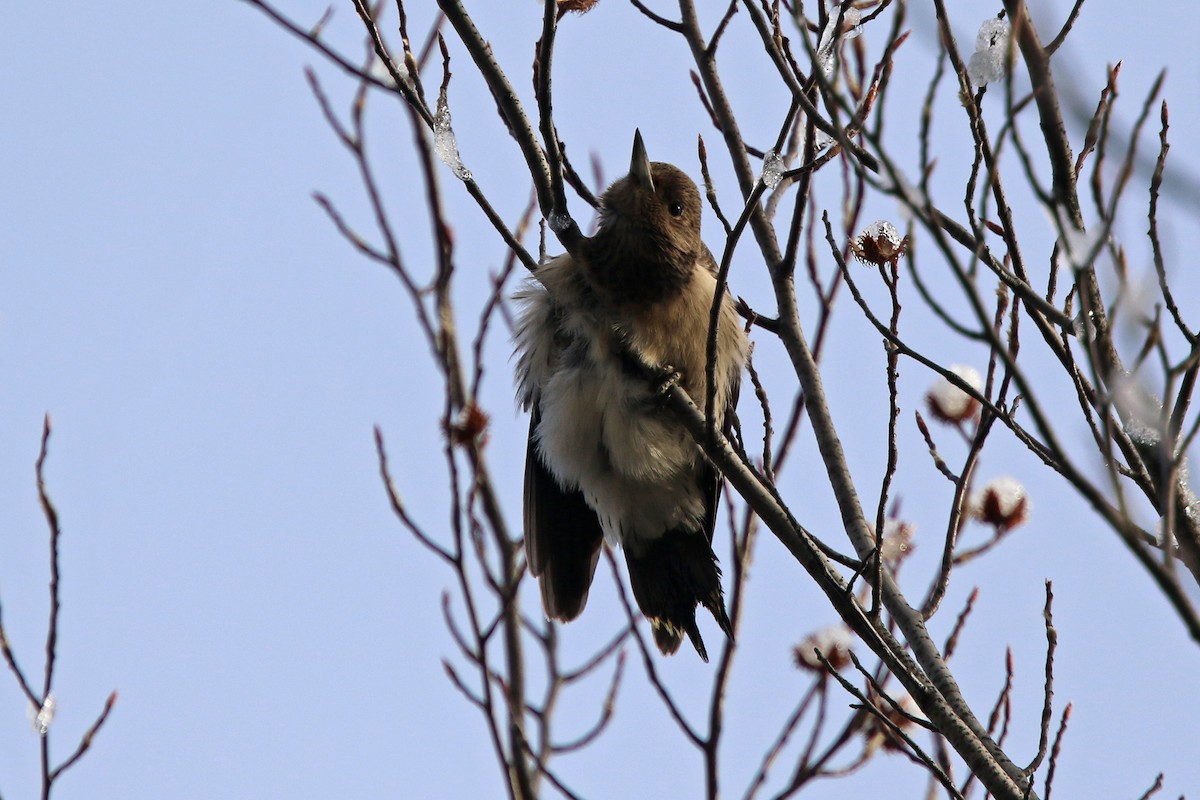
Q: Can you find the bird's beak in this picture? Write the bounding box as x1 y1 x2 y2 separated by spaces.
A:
630 129 655 192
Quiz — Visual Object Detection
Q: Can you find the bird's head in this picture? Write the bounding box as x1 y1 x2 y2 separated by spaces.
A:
585 131 705 305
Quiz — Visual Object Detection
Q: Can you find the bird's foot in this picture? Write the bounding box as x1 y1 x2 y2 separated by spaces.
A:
651 365 682 402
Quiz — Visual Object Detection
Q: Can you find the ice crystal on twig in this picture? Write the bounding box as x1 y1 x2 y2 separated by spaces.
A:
840 6 863 39
967 17 1011 86
547 212 574 234
816 2 862 75
369 56 412 90
29 694 56 736
434 96 472 181
761 149 784 189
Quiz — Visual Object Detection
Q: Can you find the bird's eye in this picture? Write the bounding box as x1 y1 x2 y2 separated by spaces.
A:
669 201 684 217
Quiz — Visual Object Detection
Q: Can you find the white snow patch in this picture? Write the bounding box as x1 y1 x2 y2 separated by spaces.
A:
1184 490 1200 526
1114 376 1164 447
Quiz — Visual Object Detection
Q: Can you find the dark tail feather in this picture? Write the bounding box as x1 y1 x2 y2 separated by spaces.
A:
623 528 731 662
524 413 605 621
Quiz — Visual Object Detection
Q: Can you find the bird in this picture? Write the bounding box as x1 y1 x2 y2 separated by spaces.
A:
513 130 749 660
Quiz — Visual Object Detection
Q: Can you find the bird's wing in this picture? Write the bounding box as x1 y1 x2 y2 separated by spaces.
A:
524 404 605 622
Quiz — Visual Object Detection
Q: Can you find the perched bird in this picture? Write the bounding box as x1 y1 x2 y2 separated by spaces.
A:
514 131 749 660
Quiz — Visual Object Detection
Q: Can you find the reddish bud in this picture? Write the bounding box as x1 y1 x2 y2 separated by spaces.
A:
925 365 982 425
972 476 1031 531
794 625 854 673
556 0 599 17
863 690 922 754
448 404 490 446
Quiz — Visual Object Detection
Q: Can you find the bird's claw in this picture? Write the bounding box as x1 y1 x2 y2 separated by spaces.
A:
653 365 682 400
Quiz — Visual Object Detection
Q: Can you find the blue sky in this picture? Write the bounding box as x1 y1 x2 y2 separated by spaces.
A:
3 2 1199 798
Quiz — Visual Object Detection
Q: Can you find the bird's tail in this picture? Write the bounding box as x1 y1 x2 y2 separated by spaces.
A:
624 528 732 662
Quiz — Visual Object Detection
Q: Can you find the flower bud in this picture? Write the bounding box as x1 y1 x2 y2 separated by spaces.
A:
852 220 909 267
925 365 982 425
794 625 854 672
972 476 1030 531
